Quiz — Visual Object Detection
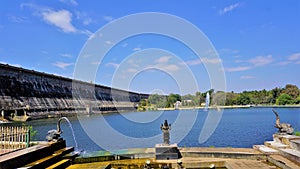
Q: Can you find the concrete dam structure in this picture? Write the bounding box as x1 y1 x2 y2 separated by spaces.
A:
0 63 149 121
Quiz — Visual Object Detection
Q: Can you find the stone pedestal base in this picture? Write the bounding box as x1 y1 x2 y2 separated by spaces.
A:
155 143 180 160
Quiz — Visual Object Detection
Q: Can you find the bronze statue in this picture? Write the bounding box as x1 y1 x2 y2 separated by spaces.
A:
272 109 294 135
160 120 171 145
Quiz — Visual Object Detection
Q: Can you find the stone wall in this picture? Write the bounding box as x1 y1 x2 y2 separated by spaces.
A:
0 63 149 120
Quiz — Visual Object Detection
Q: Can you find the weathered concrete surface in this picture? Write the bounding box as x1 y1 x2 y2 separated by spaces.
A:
255 133 300 167
68 157 278 169
0 63 149 120
180 147 265 160
268 155 300 169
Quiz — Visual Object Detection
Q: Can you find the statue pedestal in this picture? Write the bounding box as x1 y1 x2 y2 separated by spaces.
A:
155 143 180 160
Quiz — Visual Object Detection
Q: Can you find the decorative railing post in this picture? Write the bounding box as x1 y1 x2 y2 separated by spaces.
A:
26 128 30 148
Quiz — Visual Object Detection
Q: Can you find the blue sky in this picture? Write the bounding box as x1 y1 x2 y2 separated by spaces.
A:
0 1 299 94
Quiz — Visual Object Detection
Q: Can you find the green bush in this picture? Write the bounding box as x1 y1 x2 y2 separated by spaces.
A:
294 131 300 136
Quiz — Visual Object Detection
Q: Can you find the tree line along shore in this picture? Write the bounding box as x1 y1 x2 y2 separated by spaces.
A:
138 84 300 110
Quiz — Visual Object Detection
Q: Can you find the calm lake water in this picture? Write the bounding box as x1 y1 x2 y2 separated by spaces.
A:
5 107 300 152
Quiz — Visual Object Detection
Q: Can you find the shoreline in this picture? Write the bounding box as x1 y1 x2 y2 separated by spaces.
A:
2 104 300 122
157 104 300 111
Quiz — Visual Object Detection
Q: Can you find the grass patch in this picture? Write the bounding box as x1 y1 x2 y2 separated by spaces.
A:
294 131 300 136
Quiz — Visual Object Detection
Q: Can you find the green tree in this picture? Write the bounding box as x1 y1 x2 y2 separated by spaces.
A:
270 87 282 103
225 92 238 105
148 94 168 108
167 93 181 108
211 91 226 106
236 93 251 105
283 84 299 99
295 95 300 104
195 91 203 106
276 93 293 105
181 94 196 107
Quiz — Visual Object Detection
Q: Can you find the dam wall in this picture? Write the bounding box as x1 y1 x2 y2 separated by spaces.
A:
0 63 149 120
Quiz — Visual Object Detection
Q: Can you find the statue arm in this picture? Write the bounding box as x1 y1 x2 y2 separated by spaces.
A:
272 109 279 119
272 109 281 128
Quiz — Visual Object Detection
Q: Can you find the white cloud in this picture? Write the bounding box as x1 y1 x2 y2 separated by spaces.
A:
240 75 255 79
277 52 300 66
277 61 291 66
83 18 92 25
201 57 222 64
219 3 241 15
91 61 100 65
185 57 222 66
219 48 239 54
225 66 251 72
105 41 114 45
60 53 73 58
133 47 141 51
185 59 202 66
225 55 273 72
41 50 48 54
163 64 180 72
75 11 93 26
21 3 92 36
288 53 300 61
105 62 119 68
79 29 93 36
127 59 140 68
42 9 76 33
8 15 28 23
53 61 73 69
155 56 171 63
248 55 273 66
127 68 138 73
103 16 114 22
59 0 78 6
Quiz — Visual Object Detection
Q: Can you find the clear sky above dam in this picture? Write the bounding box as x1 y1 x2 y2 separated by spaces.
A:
0 1 299 95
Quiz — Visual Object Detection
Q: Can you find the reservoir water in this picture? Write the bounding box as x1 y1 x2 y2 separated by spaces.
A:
5 107 300 152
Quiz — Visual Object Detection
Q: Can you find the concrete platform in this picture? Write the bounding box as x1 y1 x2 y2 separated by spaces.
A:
180 147 265 160
226 159 276 169
68 157 279 169
264 141 289 150
253 145 279 154
280 148 300 164
273 134 300 145
291 139 300 151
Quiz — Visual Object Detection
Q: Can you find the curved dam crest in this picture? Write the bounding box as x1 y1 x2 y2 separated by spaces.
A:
0 63 149 121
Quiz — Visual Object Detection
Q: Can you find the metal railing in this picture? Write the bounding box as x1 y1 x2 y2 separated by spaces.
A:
0 126 30 152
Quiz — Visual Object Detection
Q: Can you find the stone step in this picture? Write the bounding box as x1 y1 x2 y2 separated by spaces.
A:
253 145 279 154
18 147 74 169
273 134 300 146
264 141 289 150
46 159 71 169
268 154 300 169
290 139 300 151
280 148 300 164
